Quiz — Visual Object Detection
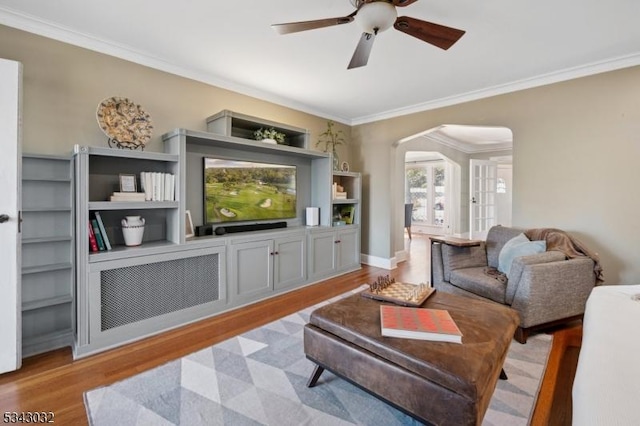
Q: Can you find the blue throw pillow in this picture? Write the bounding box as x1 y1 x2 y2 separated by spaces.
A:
498 233 546 277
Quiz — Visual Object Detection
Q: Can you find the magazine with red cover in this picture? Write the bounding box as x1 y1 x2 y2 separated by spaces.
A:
380 305 463 343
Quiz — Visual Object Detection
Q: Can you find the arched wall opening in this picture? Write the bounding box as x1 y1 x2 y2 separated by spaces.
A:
391 125 513 267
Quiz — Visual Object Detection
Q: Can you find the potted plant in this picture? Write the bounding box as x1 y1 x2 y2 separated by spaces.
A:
254 127 286 145
316 121 346 170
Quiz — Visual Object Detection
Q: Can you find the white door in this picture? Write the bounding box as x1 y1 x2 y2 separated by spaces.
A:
0 58 22 373
469 159 497 240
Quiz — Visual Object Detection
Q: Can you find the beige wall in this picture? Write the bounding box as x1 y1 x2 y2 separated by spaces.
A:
0 25 350 158
353 66 640 284
3 24 639 284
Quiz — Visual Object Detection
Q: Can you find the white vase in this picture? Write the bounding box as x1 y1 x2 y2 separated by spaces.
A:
121 215 145 246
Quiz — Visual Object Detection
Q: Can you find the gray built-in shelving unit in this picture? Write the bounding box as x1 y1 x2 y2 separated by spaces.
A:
21 154 75 357
72 111 361 358
307 171 362 281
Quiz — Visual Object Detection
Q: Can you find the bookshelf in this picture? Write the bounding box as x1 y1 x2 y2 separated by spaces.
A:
21 154 74 357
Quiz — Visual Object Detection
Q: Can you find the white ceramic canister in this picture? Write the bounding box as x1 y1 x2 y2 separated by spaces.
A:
121 215 145 246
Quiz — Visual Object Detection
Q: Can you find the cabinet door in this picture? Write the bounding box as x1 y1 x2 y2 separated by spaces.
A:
274 235 306 290
230 239 274 300
337 227 360 271
308 231 336 280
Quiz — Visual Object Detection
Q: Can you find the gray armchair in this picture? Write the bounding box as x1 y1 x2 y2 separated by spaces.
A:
431 226 598 343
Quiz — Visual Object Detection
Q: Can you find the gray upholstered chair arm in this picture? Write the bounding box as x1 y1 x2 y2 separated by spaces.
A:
431 242 446 287
509 257 596 328
506 251 566 304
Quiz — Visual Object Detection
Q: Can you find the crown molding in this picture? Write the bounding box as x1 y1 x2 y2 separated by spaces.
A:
350 52 640 126
423 132 512 154
3 6 639 128
0 7 351 125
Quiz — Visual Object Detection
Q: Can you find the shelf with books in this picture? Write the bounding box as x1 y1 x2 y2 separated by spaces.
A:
331 171 361 227
75 144 181 251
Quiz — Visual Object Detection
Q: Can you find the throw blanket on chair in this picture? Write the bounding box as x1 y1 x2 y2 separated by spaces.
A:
525 228 604 284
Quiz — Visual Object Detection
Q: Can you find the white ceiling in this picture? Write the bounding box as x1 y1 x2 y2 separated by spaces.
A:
1 0 640 125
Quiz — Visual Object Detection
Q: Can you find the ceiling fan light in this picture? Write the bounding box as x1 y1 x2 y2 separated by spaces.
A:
355 2 397 34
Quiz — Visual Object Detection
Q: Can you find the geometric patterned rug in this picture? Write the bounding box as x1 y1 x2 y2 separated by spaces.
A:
85 287 552 426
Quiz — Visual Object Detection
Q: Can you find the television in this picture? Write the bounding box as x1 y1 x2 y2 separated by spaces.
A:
203 158 297 224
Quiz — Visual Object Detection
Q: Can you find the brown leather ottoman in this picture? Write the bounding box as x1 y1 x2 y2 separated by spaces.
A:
304 290 519 426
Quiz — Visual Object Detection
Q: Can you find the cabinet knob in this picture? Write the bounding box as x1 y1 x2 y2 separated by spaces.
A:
335 240 341 244
0 214 9 223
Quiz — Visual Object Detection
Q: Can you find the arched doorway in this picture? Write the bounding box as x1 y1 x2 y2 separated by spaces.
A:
392 125 512 264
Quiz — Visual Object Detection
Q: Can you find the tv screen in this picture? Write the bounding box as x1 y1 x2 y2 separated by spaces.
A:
203 158 297 224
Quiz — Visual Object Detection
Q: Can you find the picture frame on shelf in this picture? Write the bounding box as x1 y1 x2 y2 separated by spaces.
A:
341 161 350 172
185 210 194 238
119 174 137 192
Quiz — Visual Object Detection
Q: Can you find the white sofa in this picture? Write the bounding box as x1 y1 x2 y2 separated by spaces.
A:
572 285 640 425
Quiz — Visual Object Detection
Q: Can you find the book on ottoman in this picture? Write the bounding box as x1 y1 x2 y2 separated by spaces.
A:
380 305 463 343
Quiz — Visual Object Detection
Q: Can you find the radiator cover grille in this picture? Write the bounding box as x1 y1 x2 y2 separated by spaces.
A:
101 254 219 331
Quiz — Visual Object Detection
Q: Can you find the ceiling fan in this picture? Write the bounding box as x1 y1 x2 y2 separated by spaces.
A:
272 0 465 69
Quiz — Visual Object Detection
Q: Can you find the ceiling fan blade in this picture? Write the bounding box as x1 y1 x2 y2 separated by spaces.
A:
272 12 356 35
348 32 376 69
391 0 420 7
394 16 465 50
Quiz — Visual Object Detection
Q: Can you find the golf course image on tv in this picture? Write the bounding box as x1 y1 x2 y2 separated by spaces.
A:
204 158 297 223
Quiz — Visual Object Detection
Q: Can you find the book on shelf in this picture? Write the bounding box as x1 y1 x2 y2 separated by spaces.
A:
91 219 106 251
110 192 146 202
332 182 347 199
87 221 99 252
94 211 111 250
139 171 175 202
380 305 463 343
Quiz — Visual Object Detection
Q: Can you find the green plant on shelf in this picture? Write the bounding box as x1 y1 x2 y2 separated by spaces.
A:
316 120 346 153
316 120 347 170
253 127 286 144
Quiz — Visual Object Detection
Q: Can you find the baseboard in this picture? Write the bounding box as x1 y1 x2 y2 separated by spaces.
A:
395 249 408 264
23 330 74 358
360 253 397 270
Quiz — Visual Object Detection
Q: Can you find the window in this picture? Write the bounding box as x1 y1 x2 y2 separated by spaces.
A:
406 162 446 227
497 177 506 194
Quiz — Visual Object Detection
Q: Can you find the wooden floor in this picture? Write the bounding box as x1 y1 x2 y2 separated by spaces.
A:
0 234 580 425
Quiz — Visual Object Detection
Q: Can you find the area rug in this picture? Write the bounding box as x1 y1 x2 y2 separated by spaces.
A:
85 287 552 425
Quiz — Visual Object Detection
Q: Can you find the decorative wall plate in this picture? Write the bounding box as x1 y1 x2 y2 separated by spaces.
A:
96 97 153 150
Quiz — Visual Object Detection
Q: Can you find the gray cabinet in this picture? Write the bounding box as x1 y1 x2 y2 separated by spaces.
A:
229 239 274 302
336 227 360 271
21 154 74 357
229 231 306 303
74 145 185 357
274 234 306 290
308 229 337 280
307 226 360 281
78 245 226 357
